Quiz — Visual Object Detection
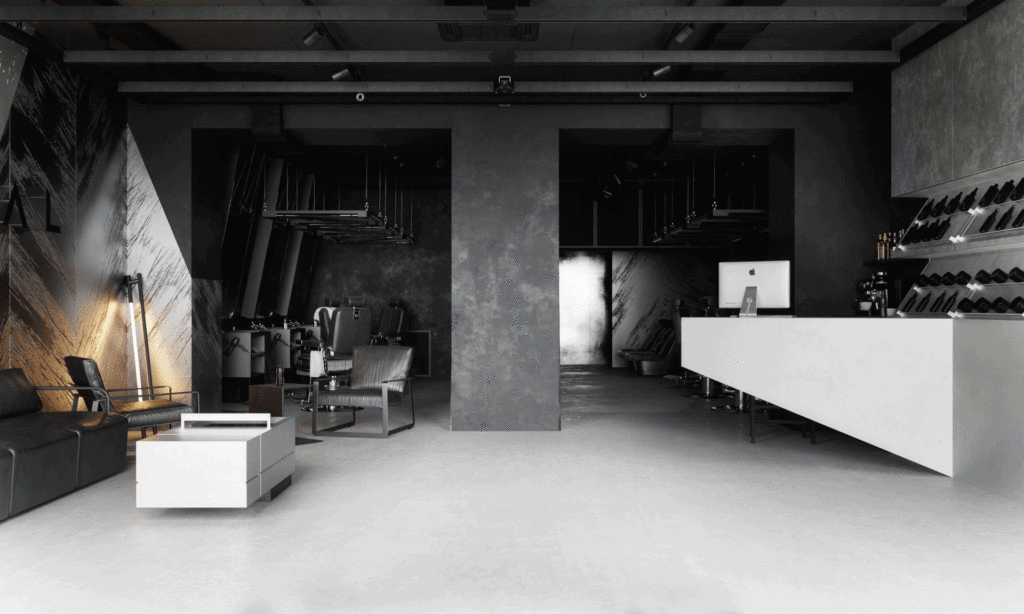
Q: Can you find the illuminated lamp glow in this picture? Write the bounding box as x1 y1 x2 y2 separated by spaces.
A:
127 291 143 402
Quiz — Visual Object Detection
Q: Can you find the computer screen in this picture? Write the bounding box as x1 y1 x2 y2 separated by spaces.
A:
718 260 791 309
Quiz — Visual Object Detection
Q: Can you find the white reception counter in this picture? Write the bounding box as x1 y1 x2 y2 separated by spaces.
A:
680 318 1024 492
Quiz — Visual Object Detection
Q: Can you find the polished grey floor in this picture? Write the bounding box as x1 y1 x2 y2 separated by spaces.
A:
1 370 1021 614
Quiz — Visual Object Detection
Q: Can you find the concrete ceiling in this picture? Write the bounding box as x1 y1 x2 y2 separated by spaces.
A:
0 0 987 101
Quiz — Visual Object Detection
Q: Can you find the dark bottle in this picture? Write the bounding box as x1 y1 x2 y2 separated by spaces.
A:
1011 178 1024 201
953 271 972 285
975 297 993 313
942 290 960 312
1013 208 1024 228
930 291 948 312
996 206 1016 231
916 292 933 312
1010 297 1024 314
1008 267 1024 282
979 184 1000 208
903 224 919 244
917 274 931 287
931 196 948 217
928 273 943 286
975 270 992 284
933 218 952 241
940 272 956 286
945 193 963 214
979 209 999 233
995 180 1016 205
991 269 1009 284
923 221 940 241
958 298 974 313
918 201 934 220
960 188 978 211
902 293 918 312
992 297 1012 313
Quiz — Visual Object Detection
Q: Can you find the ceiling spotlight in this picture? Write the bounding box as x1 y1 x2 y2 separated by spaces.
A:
612 174 622 187
652 65 672 79
673 24 695 45
601 185 613 199
303 26 323 47
331 68 352 82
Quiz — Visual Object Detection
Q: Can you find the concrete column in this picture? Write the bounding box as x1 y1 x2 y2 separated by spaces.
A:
276 173 313 316
450 111 560 431
240 157 283 319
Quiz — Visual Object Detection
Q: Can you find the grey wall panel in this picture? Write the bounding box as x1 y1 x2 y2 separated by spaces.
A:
126 127 192 398
892 0 1024 194
191 277 222 413
451 113 560 430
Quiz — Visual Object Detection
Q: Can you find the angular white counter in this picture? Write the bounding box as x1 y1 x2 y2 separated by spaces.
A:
680 318 1024 493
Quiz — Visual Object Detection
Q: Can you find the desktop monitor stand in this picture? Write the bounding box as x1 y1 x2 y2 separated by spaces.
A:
739 286 758 317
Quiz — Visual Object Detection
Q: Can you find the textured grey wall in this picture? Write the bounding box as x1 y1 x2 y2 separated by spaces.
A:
308 189 452 380
451 114 560 430
892 0 1024 195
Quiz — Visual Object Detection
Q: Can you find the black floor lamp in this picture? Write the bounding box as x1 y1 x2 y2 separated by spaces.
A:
124 273 154 402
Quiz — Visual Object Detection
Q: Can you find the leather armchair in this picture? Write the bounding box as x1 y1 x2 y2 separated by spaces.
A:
311 346 415 438
64 356 199 437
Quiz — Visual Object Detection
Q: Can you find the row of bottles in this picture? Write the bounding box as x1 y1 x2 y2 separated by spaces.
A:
875 230 905 260
916 267 1024 287
903 291 1024 314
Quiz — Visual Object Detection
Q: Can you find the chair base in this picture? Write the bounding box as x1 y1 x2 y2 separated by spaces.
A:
317 421 415 439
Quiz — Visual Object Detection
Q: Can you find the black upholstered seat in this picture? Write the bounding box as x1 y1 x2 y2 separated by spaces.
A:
311 345 415 438
0 368 128 521
64 356 198 433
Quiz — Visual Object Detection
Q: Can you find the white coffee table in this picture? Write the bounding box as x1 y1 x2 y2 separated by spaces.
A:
136 414 295 508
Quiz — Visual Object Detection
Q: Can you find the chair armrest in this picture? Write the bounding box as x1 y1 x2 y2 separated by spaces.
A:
381 377 414 384
35 386 112 412
105 385 171 394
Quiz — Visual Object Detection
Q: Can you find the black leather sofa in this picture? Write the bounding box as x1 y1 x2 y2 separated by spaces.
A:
0 368 127 522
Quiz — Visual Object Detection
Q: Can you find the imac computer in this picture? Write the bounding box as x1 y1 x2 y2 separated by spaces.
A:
718 260 791 316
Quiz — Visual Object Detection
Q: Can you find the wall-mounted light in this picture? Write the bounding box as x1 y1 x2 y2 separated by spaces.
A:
651 65 673 79
331 68 352 81
303 26 323 47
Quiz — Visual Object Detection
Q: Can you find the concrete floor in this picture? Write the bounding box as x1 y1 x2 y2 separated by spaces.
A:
1 369 1022 614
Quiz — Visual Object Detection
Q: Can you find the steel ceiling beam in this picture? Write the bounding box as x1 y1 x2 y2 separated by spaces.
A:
119 81 852 95
66 49 898 66
65 50 493 64
515 50 900 65
0 5 964 23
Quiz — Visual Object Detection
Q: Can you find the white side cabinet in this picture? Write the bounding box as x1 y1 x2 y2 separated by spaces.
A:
136 414 295 508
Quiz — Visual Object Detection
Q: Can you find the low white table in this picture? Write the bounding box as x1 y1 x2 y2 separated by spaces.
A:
136 414 295 508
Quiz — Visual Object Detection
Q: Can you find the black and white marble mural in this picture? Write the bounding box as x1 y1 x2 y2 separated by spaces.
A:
0 45 128 409
611 251 715 368
126 128 192 399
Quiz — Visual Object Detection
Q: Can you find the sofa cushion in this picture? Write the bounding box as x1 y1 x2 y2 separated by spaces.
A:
0 416 78 516
34 412 128 487
0 448 12 521
0 369 43 420
112 399 192 427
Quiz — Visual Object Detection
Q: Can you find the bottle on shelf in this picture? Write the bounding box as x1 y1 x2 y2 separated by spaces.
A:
979 184 1000 208
995 180 1016 205
945 193 962 214
930 290 948 312
979 209 999 233
1010 297 1024 313
1013 208 1024 228
974 270 992 284
954 271 972 285
902 293 918 312
916 291 933 312
996 206 1016 231
1008 267 1024 282
940 272 956 286
1011 178 1024 202
960 188 978 211
942 290 960 313
975 297 993 313
992 297 1012 313
931 196 948 217
918 200 934 220
991 268 1009 284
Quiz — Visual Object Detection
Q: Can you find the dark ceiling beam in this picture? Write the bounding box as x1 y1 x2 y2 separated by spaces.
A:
516 50 899 65
65 49 898 66
65 50 493 64
1 5 964 23
119 81 852 95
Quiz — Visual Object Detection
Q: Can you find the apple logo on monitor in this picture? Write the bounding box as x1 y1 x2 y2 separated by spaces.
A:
749 268 755 275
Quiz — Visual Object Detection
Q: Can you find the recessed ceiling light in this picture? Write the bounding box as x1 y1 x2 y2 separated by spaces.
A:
331 68 352 81
673 24 695 44
303 27 322 47
652 65 672 79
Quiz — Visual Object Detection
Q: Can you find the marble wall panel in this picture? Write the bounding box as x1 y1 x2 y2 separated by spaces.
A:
126 127 191 398
73 75 128 392
192 278 221 413
7 53 78 406
611 251 715 368
450 113 559 431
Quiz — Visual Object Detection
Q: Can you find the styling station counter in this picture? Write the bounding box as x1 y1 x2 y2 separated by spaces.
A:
680 317 1024 492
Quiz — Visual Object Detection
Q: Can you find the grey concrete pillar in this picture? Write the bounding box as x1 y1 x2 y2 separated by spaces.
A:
241 157 283 319
275 173 313 317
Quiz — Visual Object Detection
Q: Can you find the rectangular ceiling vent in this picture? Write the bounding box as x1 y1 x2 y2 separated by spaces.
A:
441 0 536 41
438 23 538 42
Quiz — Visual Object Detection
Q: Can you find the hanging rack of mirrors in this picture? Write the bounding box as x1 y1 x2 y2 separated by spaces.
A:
262 149 414 245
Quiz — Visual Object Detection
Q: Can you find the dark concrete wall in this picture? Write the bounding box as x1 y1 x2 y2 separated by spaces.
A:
128 98 889 427
308 189 452 379
892 0 1024 194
